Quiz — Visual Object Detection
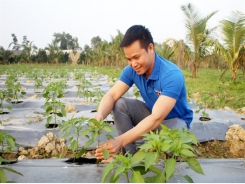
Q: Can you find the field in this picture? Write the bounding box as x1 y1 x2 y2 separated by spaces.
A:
1 64 245 161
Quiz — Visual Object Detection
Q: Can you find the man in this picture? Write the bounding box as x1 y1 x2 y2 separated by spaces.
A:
95 25 193 163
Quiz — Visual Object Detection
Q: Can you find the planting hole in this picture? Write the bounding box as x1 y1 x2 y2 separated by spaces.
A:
199 117 211 121
46 123 58 128
11 101 23 104
64 157 97 165
0 112 9 114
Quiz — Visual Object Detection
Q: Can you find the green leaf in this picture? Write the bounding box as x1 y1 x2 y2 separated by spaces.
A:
81 129 91 136
7 137 15 149
188 133 198 144
113 165 126 179
187 158 204 175
61 107 67 116
139 143 153 151
183 175 194 183
7 106 12 110
102 126 114 132
148 165 161 174
153 172 166 183
105 134 114 140
71 140 78 152
102 149 110 160
47 116 52 124
130 151 147 165
145 152 158 170
180 149 196 157
0 169 7 183
160 142 171 152
132 166 148 175
84 139 94 148
46 106 53 113
165 158 176 181
77 147 86 158
101 163 114 183
131 170 145 183
2 166 23 176
56 112 63 117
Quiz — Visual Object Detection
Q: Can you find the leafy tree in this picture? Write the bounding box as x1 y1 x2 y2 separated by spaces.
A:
11 33 21 50
53 32 79 50
91 36 102 49
45 40 62 64
0 47 13 64
36 49 48 63
20 36 37 63
218 11 245 81
181 3 218 77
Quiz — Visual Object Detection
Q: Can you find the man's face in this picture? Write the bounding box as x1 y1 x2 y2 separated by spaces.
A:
124 40 154 78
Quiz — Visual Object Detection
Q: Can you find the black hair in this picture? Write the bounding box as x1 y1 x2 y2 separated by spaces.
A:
120 25 154 51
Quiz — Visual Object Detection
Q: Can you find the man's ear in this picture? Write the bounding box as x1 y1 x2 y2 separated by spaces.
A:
148 43 154 53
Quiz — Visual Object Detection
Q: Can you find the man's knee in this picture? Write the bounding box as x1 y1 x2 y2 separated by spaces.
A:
113 97 127 112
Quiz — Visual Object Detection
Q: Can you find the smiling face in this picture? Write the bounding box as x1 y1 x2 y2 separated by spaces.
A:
124 40 155 78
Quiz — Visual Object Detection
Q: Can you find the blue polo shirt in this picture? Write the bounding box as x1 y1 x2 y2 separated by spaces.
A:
119 52 193 128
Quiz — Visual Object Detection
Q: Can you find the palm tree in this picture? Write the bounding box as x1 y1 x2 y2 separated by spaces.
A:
45 40 62 64
218 11 245 82
181 3 218 77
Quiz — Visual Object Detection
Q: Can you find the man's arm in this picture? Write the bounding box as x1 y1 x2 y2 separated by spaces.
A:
118 95 176 146
95 95 176 161
94 80 130 121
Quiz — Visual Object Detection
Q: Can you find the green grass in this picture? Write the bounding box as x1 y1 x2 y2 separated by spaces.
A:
1 64 244 113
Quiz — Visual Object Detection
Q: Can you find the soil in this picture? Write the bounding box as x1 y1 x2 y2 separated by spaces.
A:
1 139 245 163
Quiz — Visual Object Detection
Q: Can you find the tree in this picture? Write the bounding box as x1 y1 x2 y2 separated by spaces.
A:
218 11 245 82
20 36 37 63
91 36 102 50
45 40 62 64
181 3 218 77
53 32 79 50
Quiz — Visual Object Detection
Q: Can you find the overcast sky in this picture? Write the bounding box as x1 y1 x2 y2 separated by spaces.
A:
0 0 244 50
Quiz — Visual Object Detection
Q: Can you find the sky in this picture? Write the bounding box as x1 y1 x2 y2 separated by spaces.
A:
0 0 244 50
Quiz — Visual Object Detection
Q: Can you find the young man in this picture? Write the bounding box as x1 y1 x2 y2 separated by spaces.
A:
95 25 193 163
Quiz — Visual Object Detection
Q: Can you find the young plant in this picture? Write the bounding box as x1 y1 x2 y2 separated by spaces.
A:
5 75 26 103
42 81 67 127
0 131 16 155
59 116 89 160
0 123 23 182
34 78 43 92
59 116 115 164
101 125 204 183
0 89 12 114
195 93 212 120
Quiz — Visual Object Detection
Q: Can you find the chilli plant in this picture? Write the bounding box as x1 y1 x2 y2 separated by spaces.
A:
101 124 204 183
0 124 23 182
59 116 115 164
42 81 67 128
0 89 12 115
5 74 26 103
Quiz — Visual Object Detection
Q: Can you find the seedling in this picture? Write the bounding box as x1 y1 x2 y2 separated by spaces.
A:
34 78 43 92
195 93 211 121
5 74 26 103
101 125 204 183
42 81 67 128
0 89 12 114
0 124 23 182
59 116 115 165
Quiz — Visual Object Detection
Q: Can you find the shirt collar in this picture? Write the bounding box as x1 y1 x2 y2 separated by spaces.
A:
148 52 160 80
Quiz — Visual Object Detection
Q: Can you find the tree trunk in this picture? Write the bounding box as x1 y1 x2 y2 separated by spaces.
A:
178 40 183 70
192 61 197 78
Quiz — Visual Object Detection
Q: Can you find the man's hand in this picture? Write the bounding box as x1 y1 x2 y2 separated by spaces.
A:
95 137 122 163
